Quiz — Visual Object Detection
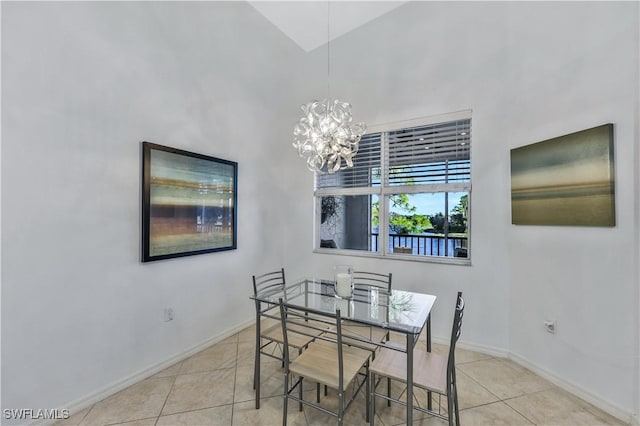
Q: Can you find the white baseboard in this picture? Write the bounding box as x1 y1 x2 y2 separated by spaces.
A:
33 318 254 426
509 352 633 425
450 338 510 359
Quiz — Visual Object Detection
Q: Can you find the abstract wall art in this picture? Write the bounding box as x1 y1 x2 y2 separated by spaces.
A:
142 142 237 262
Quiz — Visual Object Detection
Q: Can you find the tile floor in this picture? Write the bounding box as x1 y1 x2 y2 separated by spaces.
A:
58 324 628 426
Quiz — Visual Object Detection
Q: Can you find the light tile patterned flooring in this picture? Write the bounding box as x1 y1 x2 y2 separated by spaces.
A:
58 324 628 425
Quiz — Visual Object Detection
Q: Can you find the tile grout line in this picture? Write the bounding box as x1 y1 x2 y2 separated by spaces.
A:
155 337 239 424
447 401 539 426
455 358 541 424
151 404 237 423
154 366 180 425
499 386 582 426
72 403 93 426
499 398 537 426
455 365 504 405
106 415 159 426
230 335 239 425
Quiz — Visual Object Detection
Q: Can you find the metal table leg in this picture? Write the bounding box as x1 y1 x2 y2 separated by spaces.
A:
426 313 432 411
406 333 414 425
254 301 261 409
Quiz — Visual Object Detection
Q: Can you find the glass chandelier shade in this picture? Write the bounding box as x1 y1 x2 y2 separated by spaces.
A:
293 98 366 174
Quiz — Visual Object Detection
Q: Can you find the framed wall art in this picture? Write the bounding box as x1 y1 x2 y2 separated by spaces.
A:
142 142 238 262
510 123 615 227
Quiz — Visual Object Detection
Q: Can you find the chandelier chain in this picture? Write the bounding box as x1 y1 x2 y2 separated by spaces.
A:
291 0 366 174
327 1 331 99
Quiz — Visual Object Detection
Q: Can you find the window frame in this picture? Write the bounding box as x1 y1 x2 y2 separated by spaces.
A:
313 110 472 265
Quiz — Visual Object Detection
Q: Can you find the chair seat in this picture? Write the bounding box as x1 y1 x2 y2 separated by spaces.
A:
369 347 447 394
290 340 371 389
262 321 326 349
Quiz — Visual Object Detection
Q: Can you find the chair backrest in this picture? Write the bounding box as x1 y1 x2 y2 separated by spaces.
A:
352 271 392 292
278 299 346 389
447 292 465 379
252 268 285 297
252 269 285 317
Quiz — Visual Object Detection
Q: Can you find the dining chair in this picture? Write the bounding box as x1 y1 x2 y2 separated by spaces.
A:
316 271 392 401
353 271 393 291
369 291 465 426
342 271 393 352
252 269 319 409
278 298 371 426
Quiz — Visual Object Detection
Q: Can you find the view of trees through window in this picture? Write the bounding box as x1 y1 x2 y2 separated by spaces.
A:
378 192 468 257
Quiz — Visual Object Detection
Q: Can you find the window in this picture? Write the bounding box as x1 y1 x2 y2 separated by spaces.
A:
315 111 471 263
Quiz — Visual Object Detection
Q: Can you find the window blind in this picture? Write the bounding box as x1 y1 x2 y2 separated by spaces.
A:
385 119 471 186
315 133 382 189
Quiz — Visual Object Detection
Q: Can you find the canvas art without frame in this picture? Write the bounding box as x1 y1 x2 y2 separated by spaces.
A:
510 124 615 227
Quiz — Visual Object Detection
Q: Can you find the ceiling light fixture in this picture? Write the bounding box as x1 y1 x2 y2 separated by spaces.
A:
292 2 366 174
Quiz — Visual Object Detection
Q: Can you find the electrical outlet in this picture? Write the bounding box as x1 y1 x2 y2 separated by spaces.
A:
544 319 556 334
164 308 174 322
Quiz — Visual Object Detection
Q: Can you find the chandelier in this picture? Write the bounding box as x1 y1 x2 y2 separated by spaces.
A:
293 99 365 174
292 3 366 174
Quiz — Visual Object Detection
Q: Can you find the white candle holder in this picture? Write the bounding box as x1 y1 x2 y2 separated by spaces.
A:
334 265 354 299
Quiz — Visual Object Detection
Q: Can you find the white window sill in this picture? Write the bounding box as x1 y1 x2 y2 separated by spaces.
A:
312 248 472 266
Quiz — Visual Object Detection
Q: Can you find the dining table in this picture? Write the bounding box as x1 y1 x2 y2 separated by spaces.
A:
250 277 437 424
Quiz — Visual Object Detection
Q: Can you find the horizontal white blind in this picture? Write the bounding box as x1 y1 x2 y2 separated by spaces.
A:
385 119 471 186
316 133 382 189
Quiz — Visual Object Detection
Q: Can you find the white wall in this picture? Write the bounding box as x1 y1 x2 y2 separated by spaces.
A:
635 6 640 423
1 1 302 416
282 1 639 421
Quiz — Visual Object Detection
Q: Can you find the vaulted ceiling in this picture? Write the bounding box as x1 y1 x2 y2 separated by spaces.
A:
248 1 406 52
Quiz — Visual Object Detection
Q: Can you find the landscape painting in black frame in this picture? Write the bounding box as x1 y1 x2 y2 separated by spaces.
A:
141 142 238 262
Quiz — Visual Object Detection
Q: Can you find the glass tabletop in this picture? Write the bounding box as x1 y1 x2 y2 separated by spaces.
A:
251 277 436 335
